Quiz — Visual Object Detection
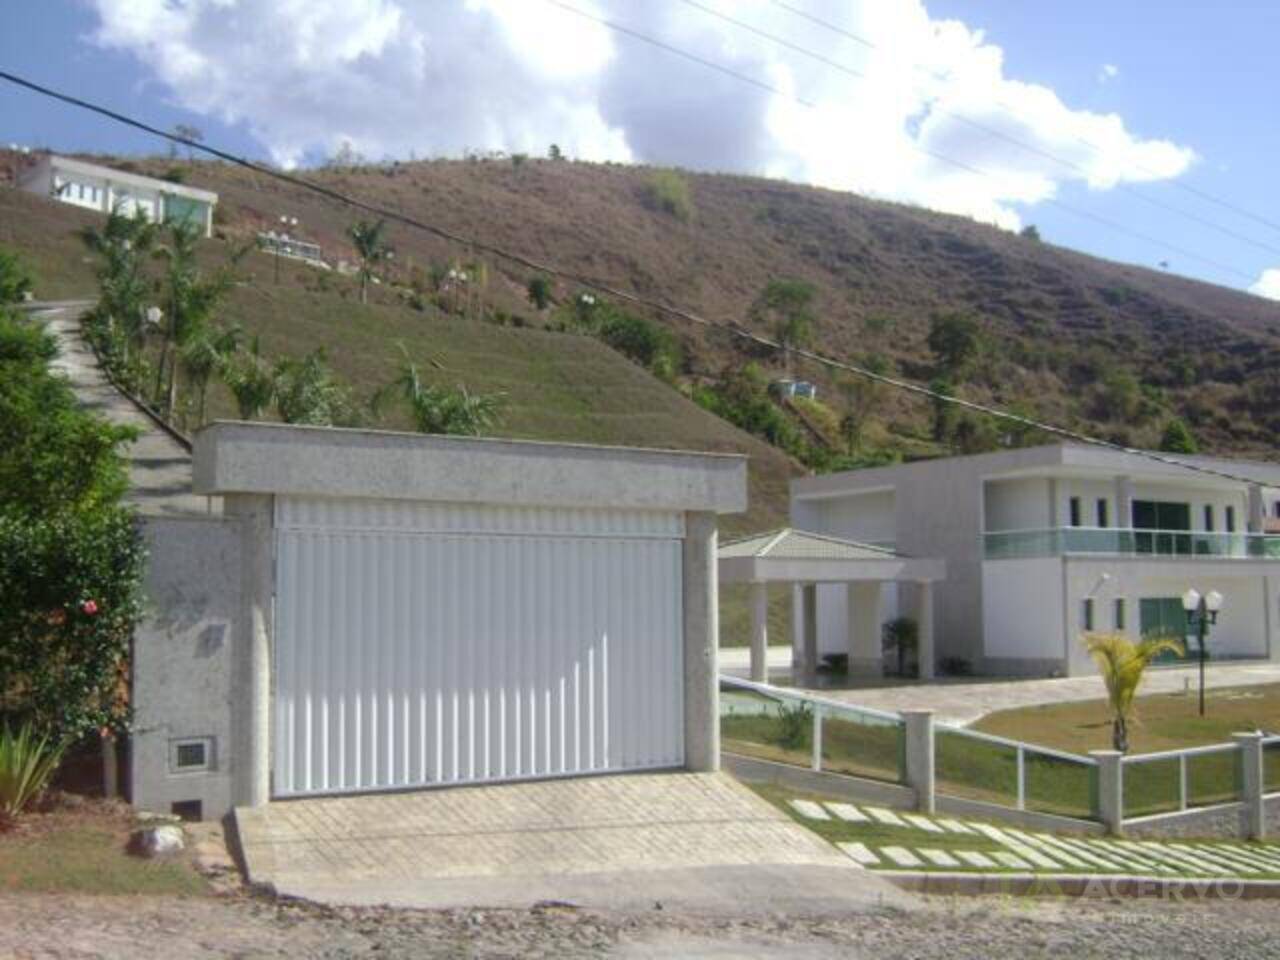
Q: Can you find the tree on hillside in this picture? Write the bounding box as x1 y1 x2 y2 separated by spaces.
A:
349 219 391 305
154 222 237 423
179 322 241 427
1020 224 1041 241
79 209 160 374
928 376 960 443
927 311 983 378
1160 417 1199 454
837 361 888 453
221 336 276 420
373 344 505 437
754 278 816 376
1084 633 1184 753
527 274 553 310
172 123 204 163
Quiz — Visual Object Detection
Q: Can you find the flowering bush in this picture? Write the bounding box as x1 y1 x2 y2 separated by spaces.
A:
0 310 145 742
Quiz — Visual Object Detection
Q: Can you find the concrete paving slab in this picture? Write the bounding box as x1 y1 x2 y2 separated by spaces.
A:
936 818 977 834
864 806 907 826
918 848 960 868
1002 845 1064 870
788 799 830 820
880 846 924 868
825 802 869 823
955 851 996 868
902 814 944 833
991 852 1031 870
234 772 914 913
837 842 879 866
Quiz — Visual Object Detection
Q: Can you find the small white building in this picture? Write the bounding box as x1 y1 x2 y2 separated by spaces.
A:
792 443 1280 677
17 154 218 237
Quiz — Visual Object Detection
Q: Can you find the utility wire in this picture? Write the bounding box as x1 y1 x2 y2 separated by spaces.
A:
0 67 1271 489
767 0 1280 240
551 0 1253 283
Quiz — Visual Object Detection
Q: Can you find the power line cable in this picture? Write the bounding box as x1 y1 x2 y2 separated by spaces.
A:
547 0 1255 283
0 67 1270 489
767 0 1280 239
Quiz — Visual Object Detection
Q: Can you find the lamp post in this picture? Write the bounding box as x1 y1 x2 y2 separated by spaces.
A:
1181 588 1223 717
275 215 298 284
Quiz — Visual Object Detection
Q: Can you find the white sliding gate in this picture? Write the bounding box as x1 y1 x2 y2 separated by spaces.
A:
272 496 685 797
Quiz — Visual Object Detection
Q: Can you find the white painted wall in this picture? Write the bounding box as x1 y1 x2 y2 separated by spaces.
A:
1063 559 1273 673
984 477 1050 531
982 558 1064 662
813 581 899 658
808 490 896 545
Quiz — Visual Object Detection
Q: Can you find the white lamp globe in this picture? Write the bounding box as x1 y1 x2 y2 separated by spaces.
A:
1181 588 1201 613
1204 590 1224 613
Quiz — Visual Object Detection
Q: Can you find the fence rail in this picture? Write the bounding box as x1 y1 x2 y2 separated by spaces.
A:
719 675 1272 836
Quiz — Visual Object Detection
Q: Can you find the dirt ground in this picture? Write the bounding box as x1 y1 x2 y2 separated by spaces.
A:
2 889 1280 959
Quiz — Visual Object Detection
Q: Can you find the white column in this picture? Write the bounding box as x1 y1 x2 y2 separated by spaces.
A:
1233 732 1266 840
1248 484 1265 534
916 581 935 680
800 584 818 685
846 581 883 677
902 710 936 814
749 581 769 684
1114 475 1134 529
1265 575 1277 663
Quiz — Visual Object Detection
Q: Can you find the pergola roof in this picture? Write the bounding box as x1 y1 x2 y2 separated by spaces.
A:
718 528 945 584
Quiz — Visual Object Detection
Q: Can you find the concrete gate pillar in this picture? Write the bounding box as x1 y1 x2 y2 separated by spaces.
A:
225 493 274 808
799 584 819 684
683 511 720 772
846 581 883 678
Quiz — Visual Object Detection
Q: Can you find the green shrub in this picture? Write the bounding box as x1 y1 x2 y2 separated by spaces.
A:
0 248 33 305
0 723 67 827
526 274 553 310
775 701 813 750
640 170 693 222
597 309 681 375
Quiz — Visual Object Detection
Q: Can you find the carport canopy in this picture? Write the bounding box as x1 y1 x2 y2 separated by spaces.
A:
718 529 945 683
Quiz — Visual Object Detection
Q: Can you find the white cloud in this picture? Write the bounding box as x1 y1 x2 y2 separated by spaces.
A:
1098 63 1119 84
1249 268 1280 301
86 0 1196 227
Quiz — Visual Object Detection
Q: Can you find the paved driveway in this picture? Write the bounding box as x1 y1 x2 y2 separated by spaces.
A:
234 771 910 913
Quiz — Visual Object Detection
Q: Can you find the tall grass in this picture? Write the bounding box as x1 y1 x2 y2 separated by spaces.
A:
0 724 66 828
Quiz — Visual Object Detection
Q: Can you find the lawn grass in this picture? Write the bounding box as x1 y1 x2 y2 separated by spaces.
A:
0 802 209 896
972 683 1280 755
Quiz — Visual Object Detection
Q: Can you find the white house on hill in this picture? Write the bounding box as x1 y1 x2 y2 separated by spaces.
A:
792 443 1280 677
17 154 218 237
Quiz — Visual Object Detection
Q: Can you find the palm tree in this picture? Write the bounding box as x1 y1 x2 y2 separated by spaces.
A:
179 322 241 427
155 223 234 421
373 344 504 436
1084 632 1185 752
349 219 390 304
221 335 276 420
78 209 159 370
273 349 359 426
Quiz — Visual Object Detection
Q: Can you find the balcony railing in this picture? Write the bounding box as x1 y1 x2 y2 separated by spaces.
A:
984 526 1280 560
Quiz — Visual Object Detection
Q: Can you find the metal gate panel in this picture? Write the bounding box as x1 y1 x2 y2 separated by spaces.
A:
273 502 684 797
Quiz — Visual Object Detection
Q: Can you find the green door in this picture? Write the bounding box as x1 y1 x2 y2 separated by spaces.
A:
1140 597 1189 662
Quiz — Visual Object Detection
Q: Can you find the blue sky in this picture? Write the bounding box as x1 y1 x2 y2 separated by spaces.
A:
2 1 1278 298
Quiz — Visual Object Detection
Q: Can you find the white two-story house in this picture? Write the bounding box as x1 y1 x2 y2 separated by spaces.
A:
17 154 218 237
792 443 1280 677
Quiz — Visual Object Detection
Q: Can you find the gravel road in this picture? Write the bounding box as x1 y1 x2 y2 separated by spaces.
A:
2 891 1280 959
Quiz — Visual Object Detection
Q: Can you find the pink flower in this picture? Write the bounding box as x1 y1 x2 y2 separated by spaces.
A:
81 599 99 616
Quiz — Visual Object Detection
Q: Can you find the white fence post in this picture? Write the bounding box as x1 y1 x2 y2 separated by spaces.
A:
1091 750 1124 836
1179 754 1188 812
1016 746 1026 811
1232 732 1265 840
812 707 823 772
902 710 935 814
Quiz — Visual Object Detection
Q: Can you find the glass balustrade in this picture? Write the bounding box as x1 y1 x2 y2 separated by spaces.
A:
984 527 1280 560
